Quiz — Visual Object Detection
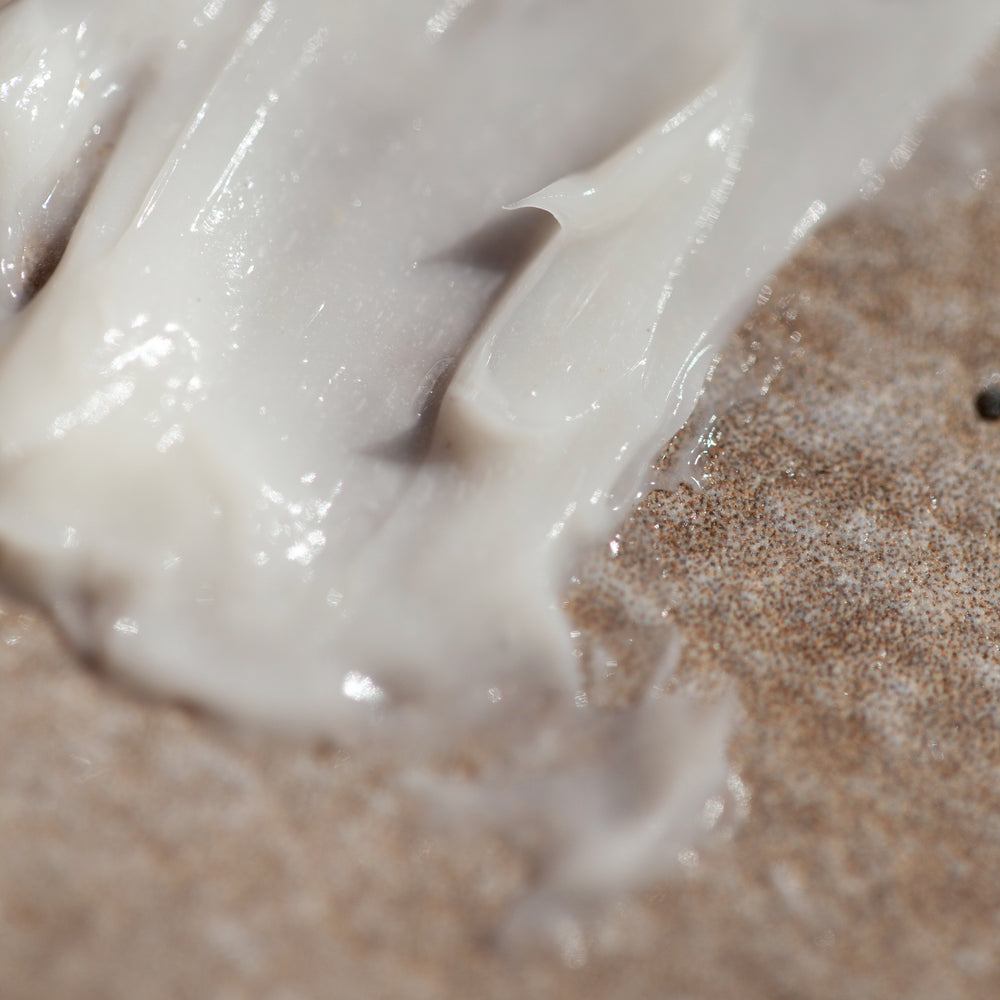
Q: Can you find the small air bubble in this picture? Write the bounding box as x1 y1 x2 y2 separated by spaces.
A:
975 384 1000 420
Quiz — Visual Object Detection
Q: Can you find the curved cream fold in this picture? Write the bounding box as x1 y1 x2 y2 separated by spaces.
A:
0 0 752 729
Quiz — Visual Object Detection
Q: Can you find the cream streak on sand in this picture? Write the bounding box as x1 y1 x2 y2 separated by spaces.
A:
0 0 996 893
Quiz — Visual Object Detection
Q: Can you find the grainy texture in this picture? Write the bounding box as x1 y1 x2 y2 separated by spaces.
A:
571 190 1000 999
5 48 1000 1000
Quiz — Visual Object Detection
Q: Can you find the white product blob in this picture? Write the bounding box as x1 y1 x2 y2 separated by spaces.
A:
0 0 996 893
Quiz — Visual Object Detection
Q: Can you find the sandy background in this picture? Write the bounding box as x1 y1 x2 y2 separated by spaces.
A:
5 42 1000 1000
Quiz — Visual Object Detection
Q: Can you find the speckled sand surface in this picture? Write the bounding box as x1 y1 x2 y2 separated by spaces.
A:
5 48 1000 1000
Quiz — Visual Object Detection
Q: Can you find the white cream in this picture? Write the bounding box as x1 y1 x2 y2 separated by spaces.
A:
0 0 997 896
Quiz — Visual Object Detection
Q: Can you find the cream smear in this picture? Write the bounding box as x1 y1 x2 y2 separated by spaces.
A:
0 0 997 896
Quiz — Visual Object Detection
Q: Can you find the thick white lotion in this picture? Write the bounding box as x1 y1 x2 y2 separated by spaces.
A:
0 0 997 894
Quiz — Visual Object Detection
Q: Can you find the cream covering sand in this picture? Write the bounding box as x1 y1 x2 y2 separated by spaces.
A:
6 0 1000 913
3 38 1000 1000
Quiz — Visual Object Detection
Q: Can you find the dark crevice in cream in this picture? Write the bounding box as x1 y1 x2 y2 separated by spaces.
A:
367 208 557 464
5 101 133 313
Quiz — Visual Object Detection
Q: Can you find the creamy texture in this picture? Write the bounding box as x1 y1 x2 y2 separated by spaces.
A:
0 0 998 896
